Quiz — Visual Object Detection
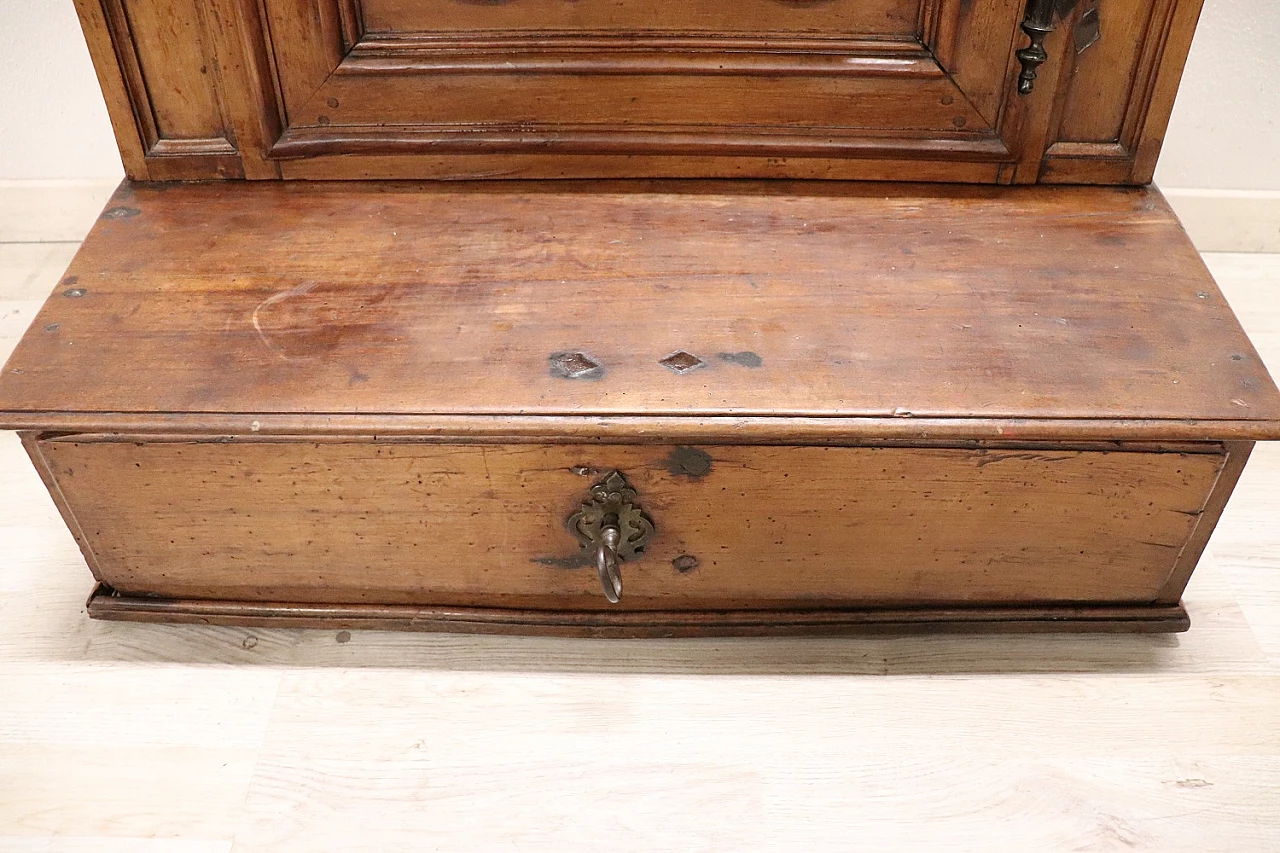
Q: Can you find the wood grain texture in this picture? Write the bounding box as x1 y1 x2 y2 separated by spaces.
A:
68 0 1207 181
268 124 1008 162
265 0 1021 171
0 662 277 840
996 0 1080 184
96 0 245 180
1054 0 1159 145
1039 0 1206 184
0 408 1259 670
1157 439 1253 603
1127 0 1208 183
923 0 1023 130
230 670 1280 851
35 440 1220 609
8 415 1280 442
276 152 1009 182
116 0 228 143
19 432 107 585
261 0 347 126
201 0 285 179
1 181 1276 436
247 0 1186 182
360 0 922 34
280 74 996 146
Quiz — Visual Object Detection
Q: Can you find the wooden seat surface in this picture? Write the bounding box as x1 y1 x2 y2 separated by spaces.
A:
0 180 1277 441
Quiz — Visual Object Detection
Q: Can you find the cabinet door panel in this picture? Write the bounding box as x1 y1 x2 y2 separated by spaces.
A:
75 0 1208 181
261 0 1032 176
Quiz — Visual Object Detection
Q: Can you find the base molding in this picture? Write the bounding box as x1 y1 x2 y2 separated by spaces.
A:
1163 187 1280 253
86 586 1191 636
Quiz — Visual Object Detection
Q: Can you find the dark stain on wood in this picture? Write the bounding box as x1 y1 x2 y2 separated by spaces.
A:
673 554 699 573
532 551 593 570
718 351 763 368
664 446 714 478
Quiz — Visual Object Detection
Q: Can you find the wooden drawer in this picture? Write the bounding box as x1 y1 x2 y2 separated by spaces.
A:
29 437 1231 624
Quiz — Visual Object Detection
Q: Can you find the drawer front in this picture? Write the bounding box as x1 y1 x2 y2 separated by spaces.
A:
39 440 1221 610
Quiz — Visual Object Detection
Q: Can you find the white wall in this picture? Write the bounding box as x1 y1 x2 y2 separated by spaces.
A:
0 0 1276 189
1157 0 1280 190
0 0 123 181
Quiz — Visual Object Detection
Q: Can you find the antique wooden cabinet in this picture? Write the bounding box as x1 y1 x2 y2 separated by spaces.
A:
0 0 1275 634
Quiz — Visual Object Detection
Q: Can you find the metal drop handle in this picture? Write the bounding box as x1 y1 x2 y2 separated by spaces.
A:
596 525 623 603
567 471 655 604
1014 0 1101 95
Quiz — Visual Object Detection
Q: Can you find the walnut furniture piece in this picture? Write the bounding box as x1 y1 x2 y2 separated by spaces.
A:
0 0 1276 634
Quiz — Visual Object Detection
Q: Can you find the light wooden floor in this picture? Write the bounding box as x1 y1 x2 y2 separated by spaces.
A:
1 191 1279 852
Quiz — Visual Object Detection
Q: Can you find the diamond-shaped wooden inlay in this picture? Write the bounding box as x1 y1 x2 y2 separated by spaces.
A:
660 351 705 374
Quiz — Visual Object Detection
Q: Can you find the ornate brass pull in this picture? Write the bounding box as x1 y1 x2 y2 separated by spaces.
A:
567 471 655 604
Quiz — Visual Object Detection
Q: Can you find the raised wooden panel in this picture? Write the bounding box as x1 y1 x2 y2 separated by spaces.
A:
929 0 1020 130
260 0 348 125
119 0 227 143
77 0 245 179
360 0 923 35
1058 0 1156 144
1039 0 1207 183
261 0 1031 175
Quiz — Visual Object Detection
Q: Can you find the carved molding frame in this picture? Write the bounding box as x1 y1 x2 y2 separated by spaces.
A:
258 0 1020 164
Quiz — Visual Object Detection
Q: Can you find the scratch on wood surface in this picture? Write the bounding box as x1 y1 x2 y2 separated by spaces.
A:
974 452 1077 468
251 280 320 360
531 552 593 569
